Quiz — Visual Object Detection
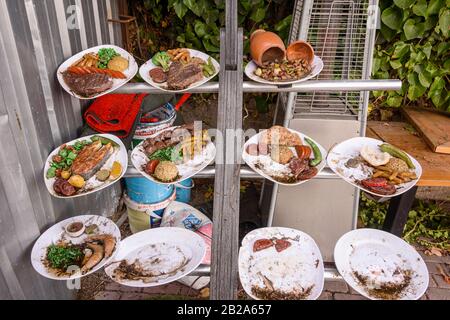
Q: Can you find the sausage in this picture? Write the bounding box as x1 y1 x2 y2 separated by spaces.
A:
361 180 396 195
145 160 160 175
253 239 274 252
149 67 167 83
246 144 259 156
53 178 76 196
274 239 291 252
361 178 388 188
297 167 318 180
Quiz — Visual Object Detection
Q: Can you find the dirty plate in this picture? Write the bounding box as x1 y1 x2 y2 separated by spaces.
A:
31 215 121 281
327 137 422 198
242 128 327 186
43 134 128 199
334 229 428 300
139 49 220 93
105 227 206 287
239 227 324 300
245 55 323 85
57 45 138 100
131 126 216 185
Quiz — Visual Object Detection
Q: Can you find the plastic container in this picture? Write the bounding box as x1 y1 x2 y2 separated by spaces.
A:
124 191 176 234
125 177 174 204
175 179 194 203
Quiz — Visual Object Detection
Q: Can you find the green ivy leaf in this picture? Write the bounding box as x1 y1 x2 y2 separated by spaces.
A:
404 19 426 40
430 90 447 108
202 39 220 52
176 34 185 43
424 15 438 30
194 20 207 38
392 42 410 59
438 9 450 37
274 15 292 32
250 7 266 23
386 93 403 107
422 43 433 60
418 69 432 88
394 0 415 9
427 0 445 16
428 76 445 95
372 57 381 74
381 6 403 31
413 0 428 17
173 1 188 19
437 42 450 56
390 59 403 69
183 0 203 16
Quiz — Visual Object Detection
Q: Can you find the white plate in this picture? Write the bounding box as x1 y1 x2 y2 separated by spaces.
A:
242 128 327 186
104 227 206 287
131 126 216 185
139 49 220 93
57 45 138 100
327 137 422 198
334 229 428 300
43 134 128 198
244 55 323 85
239 227 324 300
31 215 121 281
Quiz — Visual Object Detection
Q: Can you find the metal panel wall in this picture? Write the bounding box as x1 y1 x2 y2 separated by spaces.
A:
0 0 122 300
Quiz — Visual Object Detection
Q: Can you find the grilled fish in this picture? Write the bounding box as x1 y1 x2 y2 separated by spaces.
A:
71 140 114 180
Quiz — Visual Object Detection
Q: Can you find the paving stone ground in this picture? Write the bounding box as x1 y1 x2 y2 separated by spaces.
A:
86 250 449 300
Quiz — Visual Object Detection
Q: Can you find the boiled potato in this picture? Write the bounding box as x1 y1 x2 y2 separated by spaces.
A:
68 175 86 188
107 56 129 72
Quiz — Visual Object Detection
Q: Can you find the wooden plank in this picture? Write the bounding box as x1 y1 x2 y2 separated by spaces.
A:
402 107 450 154
367 121 450 187
210 28 243 300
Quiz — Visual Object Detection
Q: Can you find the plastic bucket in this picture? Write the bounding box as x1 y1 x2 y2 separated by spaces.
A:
175 179 194 203
124 191 176 234
125 177 174 204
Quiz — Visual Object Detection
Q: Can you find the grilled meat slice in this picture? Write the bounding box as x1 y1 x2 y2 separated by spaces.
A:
142 124 196 156
63 72 113 97
71 141 114 180
166 62 203 90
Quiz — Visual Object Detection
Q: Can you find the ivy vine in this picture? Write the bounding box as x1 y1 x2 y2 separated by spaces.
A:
373 0 450 110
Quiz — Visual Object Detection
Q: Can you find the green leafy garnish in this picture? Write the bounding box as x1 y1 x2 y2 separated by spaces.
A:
46 245 84 270
149 146 182 162
97 48 119 69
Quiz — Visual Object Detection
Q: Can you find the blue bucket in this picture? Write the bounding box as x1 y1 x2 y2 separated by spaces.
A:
175 179 194 203
125 177 174 204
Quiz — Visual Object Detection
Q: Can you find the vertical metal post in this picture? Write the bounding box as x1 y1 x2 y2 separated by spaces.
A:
210 0 243 300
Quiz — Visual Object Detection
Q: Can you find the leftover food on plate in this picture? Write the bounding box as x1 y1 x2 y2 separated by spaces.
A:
45 135 124 197
44 233 116 276
147 49 217 90
244 126 323 184
61 47 129 97
254 58 311 82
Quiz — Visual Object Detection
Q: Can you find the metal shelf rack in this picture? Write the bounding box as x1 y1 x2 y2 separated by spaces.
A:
120 0 399 299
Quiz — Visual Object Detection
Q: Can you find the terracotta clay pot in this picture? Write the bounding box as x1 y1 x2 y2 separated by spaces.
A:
286 40 314 65
250 29 286 66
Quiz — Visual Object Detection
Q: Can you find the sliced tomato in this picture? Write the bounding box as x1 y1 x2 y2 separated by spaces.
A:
295 145 312 160
253 239 274 252
274 239 291 252
145 160 160 175
361 177 388 188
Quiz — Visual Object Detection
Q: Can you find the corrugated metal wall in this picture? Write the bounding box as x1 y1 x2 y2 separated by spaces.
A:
0 0 123 300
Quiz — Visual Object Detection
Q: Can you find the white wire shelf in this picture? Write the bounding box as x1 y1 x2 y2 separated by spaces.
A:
115 80 401 94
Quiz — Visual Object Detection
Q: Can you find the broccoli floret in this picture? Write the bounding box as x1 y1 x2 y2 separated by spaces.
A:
152 52 171 72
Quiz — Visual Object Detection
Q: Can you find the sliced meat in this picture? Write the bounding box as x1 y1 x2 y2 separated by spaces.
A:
361 178 388 188
167 62 203 90
258 143 269 155
274 239 291 252
71 141 114 180
289 158 308 177
143 124 196 156
298 167 318 180
149 67 167 83
253 239 274 252
63 72 113 97
53 178 76 196
361 179 396 195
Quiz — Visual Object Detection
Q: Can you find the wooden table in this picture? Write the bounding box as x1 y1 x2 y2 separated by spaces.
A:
367 121 450 235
